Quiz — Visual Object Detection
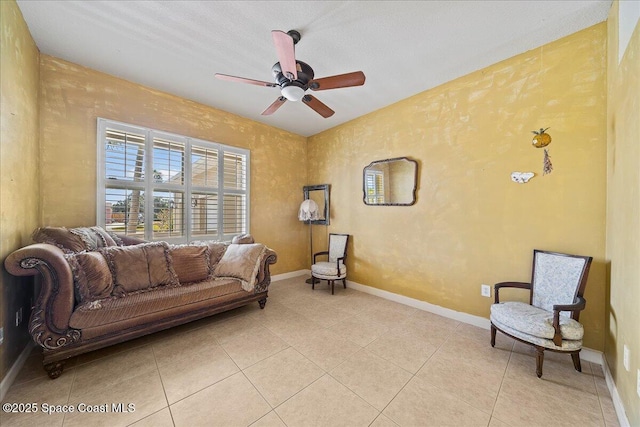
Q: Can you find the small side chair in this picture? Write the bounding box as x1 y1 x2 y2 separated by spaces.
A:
311 233 349 295
490 249 592 378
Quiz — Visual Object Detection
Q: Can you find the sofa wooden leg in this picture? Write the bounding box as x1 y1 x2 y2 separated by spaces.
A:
44 361 65 379
571 352 582 372
258 298 267 309
535 347 544 378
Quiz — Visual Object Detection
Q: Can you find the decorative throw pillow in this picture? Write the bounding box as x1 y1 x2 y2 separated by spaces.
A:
231 234 255 244
90 226 118 247
33 226 118 253
106 230 124 246
100 241 178 294
213 243 266 292
66 252 114 304
191 241 229 270
70 226 117 250
33 227 87 253
207 242 228 267
170 244 211 283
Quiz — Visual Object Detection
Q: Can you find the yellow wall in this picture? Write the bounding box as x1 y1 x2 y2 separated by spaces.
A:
308 24 608 351
38 56 308 275
0 0 41 380
606 1 640 424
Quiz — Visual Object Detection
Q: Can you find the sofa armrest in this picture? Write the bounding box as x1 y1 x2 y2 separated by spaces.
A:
4 243 81 350
254 248 278 294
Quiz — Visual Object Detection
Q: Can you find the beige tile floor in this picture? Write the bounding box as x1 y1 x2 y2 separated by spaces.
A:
1 276 620 427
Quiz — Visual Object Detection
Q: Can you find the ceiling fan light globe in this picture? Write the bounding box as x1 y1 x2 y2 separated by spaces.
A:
281 85 305 102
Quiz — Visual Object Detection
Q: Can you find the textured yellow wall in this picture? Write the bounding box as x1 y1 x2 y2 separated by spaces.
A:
0 0 40 380
38 56 308 275
606 1 640 423
308 24 608 351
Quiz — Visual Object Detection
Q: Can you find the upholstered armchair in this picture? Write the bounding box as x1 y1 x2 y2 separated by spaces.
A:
490 250 592 377
311 233 349 295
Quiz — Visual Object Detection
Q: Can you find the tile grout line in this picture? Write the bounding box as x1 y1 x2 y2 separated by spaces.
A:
148 344 176 427
61 360 79 427
265 373 330 424
358 319 459 426
488 337 516 425
159 331 244 411
591 362 612 426
238 369 275 424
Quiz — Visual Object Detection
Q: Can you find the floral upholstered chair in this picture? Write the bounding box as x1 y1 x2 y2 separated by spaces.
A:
490 250 592 377
311 233 349 295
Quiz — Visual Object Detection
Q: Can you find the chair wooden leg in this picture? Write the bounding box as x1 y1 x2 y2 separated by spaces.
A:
311 276 315 290
331 280 335 295
490 325 496 347
571 353 582 372
535 346 545 378
342 278 346 289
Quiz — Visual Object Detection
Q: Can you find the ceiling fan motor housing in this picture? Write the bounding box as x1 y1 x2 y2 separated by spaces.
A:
272 61 314 90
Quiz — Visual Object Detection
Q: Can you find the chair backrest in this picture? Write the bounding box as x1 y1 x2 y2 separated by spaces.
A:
328 233 349 263
531 250 592 318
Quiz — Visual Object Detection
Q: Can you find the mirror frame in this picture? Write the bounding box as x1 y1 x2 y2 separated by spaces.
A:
362 157 418 206
303 184 330 225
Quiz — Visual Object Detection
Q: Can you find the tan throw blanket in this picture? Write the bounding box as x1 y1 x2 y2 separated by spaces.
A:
213 243 267 292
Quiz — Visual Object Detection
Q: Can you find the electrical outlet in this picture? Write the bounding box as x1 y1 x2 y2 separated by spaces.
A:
624 344 630 371
0 327 3 345
481 284 491 297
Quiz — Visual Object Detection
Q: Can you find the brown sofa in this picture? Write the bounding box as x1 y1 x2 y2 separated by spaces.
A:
4 227 277 379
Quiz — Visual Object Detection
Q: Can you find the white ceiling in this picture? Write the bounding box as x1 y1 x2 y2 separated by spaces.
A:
17 1 611 137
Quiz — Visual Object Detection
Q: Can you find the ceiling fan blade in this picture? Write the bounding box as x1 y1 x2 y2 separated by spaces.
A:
309 71 366 91
272 30 297 80
302 95 334 118
261 96 287 116
215 73 277 87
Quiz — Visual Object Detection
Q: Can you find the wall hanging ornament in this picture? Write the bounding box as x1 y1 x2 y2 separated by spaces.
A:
532 127 553 175
511 172 535 184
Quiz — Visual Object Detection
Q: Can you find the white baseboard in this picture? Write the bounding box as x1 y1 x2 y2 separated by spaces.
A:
346 279 491 329
0 342 34 402
271 269 309 282
602 355 631 427
580 347 604 365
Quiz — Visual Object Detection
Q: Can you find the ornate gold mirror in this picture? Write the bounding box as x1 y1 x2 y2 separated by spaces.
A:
363 157 418 206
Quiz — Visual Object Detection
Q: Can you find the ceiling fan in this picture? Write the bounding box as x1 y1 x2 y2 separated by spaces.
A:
215 30 366 118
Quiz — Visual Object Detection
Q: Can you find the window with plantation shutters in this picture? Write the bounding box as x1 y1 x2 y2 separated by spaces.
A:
97 118 250 243
365 170 385 204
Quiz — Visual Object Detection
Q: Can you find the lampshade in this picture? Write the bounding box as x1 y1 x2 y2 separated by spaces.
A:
298 199 319 221
281 85 305 102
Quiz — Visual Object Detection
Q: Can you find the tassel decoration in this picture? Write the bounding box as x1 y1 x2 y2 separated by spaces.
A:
543 149 553 175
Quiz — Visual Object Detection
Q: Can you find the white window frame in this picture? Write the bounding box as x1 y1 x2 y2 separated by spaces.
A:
97 118 250 243
365 170 385 204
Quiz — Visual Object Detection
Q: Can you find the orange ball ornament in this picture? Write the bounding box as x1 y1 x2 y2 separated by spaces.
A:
531 127 551 148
